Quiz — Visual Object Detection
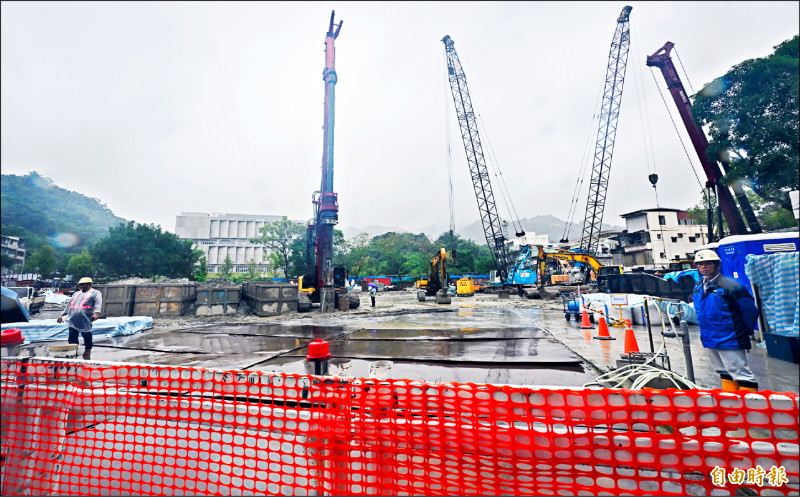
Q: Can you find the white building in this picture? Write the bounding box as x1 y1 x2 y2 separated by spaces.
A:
174 212 293 274
506 232 551 253
612 208 708 268
1 235 26 274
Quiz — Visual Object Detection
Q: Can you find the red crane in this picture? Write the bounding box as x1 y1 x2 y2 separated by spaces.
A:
646 42 761 237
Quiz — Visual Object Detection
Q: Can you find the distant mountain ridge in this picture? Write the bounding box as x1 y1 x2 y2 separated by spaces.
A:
1 172 128 251
341 215 624 244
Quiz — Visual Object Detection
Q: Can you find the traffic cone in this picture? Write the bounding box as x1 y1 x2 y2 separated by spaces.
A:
593 317 615 340
580 310 592 329
623 321 639 353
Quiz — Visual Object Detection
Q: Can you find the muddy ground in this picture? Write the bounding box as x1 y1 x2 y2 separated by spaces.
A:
149 288 566 328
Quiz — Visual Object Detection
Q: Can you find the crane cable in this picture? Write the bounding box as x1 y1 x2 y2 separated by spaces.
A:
630 19 657 177
562 68 608 244
475 112 524 236
629 21 669 260
648 68 705 194
443 51 456 236
674 47 696 94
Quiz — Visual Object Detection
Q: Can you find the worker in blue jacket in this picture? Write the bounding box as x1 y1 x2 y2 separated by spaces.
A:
692 249 760 391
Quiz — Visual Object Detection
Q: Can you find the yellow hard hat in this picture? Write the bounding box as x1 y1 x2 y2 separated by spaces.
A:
694 249 720 263
78 277 93 284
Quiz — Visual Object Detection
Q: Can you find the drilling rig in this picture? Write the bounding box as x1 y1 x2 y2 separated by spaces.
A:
646 41 761 239
298 11 358 312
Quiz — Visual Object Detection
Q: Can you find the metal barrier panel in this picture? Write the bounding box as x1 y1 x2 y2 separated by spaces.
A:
1 359 798 496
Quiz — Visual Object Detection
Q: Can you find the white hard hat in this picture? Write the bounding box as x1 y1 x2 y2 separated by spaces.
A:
78 277 93 284
694 249 720 263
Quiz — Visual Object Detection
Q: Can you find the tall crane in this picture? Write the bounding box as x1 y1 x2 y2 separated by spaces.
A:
442 35 512 283
580 5 633 255
300 11 354 309
646 42 761 237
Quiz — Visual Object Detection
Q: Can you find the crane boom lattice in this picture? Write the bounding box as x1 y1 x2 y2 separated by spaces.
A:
580 6 633 255
442 35 511 283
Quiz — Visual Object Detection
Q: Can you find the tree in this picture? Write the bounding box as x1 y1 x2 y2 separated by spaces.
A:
91 221 200 279
247 258 260 280
692 35 799 210
220 255 234 280
1 253 19 273
65 251 95 279
195 256 208 282
401 252 429 279
27 245 57 277
249 217 305 281
343 232 373 277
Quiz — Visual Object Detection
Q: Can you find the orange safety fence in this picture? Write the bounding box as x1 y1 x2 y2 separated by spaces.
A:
1 359 798 496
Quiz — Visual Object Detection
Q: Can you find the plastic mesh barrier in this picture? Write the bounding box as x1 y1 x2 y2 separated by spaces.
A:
1 359 798 496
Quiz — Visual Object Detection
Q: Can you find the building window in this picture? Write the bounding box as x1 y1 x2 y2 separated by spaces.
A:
660 253 666 259
656 234 662 240
671 237 678 243
658 215 666 225
678 233 684 238
689 236 696 243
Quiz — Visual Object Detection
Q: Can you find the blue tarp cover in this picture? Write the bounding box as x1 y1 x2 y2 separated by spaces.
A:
1 316 154 343
745 252 799 337
663 269 700 284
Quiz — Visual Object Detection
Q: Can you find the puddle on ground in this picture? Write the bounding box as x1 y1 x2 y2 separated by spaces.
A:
88 308 596 387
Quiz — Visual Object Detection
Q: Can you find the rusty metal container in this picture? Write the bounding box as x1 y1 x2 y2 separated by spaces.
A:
241 282 298 317
195 286 241 316
93 284 135 318
133 283 197 317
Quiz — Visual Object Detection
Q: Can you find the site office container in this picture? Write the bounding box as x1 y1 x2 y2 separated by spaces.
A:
716 231 799 295
241 282 297 317
195 286 241 316
92 284 136 318
133 284 197 317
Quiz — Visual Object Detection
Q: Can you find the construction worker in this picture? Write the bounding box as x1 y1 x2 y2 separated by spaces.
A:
369 282 377 307
692 250 759 391
57 277 102 360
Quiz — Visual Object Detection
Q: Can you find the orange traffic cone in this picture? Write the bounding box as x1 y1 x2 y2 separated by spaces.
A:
623 321 640 353
593 317 615 340
580 310 593 329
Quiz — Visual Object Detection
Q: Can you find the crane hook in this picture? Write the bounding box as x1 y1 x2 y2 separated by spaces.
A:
648 173 659 188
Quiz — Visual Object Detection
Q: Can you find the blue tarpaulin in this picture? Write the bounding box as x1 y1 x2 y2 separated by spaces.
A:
1 316 154 343
1 286 29 324
745 252 799 337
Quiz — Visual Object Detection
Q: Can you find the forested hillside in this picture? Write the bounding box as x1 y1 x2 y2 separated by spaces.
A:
1 172 127 251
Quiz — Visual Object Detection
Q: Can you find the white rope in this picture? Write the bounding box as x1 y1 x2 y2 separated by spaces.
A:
584 298 701 389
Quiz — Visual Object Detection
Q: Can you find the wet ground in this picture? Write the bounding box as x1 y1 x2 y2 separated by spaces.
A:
27 291 800 393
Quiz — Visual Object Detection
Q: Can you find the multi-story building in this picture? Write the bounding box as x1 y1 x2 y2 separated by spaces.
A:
1 235 26 274
506 232 551 253
174 212 296 274
610 208 708 268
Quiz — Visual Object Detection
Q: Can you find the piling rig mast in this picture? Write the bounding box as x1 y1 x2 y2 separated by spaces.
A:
646 42 760 238
442 35 512 283
300 11 353 306
579 5 633 256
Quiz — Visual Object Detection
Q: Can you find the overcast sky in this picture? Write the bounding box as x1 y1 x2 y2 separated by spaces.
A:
2 1 798 239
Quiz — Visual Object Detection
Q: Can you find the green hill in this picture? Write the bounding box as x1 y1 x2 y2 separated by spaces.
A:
1 172 128 252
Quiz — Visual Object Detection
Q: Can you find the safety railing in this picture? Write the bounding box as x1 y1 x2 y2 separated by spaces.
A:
1 358 797 496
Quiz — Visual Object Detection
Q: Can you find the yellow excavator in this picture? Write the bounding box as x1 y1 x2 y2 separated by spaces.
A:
416 246 452 304
537 247 622 290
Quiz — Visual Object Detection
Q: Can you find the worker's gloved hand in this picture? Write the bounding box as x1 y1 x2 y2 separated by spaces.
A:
57 315 63 323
